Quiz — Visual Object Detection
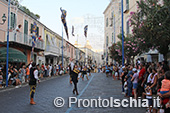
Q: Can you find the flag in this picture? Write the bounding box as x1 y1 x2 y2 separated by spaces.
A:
84 25 88 37
60 7 69 40
72 26 75 36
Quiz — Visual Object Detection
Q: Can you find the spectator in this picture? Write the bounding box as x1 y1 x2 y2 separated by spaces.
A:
131 68 138 99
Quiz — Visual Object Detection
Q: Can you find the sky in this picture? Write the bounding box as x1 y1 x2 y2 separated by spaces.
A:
20 0 111 50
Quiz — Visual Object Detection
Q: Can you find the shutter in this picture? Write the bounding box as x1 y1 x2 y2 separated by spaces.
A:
31 24 33 33
24 20 28 35
36 27 39 36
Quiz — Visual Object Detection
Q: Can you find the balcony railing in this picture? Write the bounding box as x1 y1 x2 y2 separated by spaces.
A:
5 31 44 50
46 44 60 55
60 49 67 57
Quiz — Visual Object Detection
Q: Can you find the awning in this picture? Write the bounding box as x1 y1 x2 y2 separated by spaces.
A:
0 47 27 63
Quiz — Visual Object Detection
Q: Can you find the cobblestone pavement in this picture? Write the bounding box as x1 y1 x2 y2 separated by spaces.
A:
0 73 146 113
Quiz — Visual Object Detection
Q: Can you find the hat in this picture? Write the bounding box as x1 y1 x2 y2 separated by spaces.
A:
122 66 125 69
132 68 137 72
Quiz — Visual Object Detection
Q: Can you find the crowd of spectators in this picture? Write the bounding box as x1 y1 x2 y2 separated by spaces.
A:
105 60 170 113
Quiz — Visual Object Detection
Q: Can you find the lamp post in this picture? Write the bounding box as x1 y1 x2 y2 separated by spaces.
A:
121 0 124 66
6 0 11 87
0 14 7 25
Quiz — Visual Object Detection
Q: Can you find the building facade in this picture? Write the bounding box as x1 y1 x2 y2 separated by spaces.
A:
0 0 45 65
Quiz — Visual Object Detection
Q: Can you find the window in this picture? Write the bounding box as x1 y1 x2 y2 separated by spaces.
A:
36 27 39 36
112 33 114 44
31 24 33 33
106 18 108 27
127 21 129 35
10 12 16 29
106 36 109 47
71 48 73 58
126 0 129 10
119 2 121 14
24 20 28 35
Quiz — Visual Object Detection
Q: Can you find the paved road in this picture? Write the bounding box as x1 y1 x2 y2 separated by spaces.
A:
0 73 146 113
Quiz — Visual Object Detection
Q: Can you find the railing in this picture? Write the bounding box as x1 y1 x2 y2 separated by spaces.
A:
5 31 44 50
46 44 60 55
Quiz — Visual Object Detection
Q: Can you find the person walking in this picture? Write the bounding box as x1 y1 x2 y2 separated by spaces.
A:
29 62 40 105
72 65 80 95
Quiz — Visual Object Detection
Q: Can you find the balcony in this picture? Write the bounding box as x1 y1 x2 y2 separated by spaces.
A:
5 31 44 50
45 44 60 56
60 49 67 57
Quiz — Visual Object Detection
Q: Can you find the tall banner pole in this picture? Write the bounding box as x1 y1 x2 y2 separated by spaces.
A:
62 26 64 68
6 0 11 87
121 0 124 66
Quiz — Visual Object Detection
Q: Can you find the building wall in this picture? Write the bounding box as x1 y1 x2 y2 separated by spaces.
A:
104 0 121 64
0 0 45 65
123 0 139 37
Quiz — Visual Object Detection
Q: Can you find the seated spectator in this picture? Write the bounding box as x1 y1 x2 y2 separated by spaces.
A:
12 72 21 88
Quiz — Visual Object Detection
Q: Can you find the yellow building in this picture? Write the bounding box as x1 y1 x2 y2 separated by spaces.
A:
44 27 61 65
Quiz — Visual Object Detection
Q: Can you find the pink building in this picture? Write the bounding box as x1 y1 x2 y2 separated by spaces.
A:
0 0 45 65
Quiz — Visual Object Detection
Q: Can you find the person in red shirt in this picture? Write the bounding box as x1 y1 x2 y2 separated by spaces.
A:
138 63 146 97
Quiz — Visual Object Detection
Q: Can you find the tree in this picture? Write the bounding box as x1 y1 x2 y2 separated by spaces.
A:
130 0 170 58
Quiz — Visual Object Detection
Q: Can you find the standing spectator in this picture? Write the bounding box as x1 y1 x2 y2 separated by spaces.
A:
120 66 128 94
44 64 47 77
131 68 138 99
127 65 133 97
138 63 146 97
105 64 110 77
25 65 30 82
124 78 128 97
14 24 22 41
49 64 52 77
21 65 26 83
18 69 22 82
56 64 59 75
47 64 49 77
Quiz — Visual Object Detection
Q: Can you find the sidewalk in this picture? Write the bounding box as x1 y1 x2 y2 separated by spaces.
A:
0 74 68 92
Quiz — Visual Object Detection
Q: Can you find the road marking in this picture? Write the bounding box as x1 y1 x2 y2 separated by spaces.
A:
65 74 95 113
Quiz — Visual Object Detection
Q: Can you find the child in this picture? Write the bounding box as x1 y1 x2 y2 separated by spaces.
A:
124 78 128 97
143 83 152 113
158 71 170 107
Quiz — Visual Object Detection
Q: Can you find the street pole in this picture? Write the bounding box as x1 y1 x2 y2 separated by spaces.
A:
6 0 11 87
62 26 64 68
121 0 124 66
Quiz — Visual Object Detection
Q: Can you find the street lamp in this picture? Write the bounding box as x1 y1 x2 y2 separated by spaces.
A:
0 14 7 25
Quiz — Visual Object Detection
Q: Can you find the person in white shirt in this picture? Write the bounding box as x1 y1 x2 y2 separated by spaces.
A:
14 24 22 41
49 64 52 77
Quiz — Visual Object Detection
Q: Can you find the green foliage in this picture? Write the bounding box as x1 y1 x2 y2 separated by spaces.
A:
19 6 40 20
130 0 170 56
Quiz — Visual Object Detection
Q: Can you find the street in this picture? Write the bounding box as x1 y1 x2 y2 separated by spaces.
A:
0 73 145 113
